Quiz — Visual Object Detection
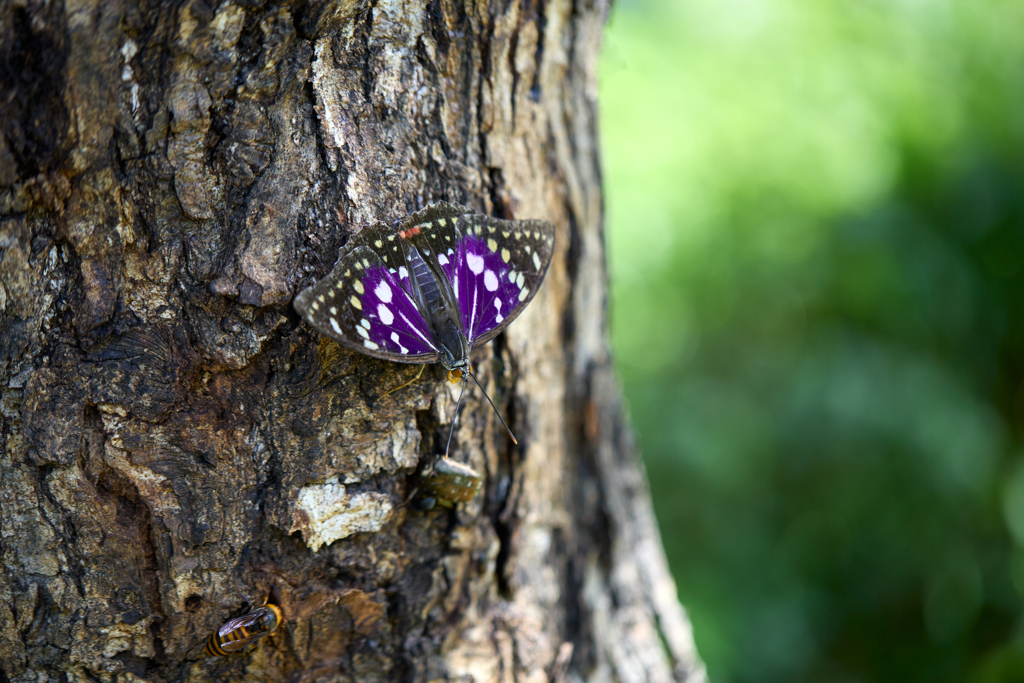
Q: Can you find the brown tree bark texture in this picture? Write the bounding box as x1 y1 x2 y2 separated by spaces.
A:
0 1 707 682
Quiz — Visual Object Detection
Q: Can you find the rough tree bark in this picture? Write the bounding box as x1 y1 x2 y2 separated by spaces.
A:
0 1 706 681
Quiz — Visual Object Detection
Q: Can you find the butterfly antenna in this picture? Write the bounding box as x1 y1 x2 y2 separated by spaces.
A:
468 372 518 445
444 378 468 458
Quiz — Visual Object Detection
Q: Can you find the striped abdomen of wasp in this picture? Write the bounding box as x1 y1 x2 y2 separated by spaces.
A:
205 603 283 656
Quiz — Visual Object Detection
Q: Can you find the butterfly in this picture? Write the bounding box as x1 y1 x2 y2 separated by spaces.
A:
416 457 483 510
294 202 555 453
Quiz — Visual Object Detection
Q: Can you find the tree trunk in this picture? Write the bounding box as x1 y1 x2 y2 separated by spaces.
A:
0 1 706 681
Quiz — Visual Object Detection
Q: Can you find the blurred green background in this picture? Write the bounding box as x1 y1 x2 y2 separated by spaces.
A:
599 0 1024 681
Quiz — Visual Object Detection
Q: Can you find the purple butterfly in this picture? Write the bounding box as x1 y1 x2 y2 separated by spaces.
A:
294 203 555 452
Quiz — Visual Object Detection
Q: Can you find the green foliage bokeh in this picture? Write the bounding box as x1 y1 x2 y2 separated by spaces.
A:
599 1 1024 681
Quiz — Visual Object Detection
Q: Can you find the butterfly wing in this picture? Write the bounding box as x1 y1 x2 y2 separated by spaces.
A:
436 210 555 347
294 225 444 363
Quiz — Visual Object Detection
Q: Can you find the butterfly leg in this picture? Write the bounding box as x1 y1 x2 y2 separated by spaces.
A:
379 364 426 399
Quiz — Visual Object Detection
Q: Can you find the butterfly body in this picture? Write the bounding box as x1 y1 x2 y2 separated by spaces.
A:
294 203 555 378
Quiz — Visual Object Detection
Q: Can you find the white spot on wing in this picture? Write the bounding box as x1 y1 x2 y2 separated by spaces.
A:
361 318 371 329
390 332 408 354
519 286 529 301
357 326 369 339
532 252 541 270
364 340 379 350
330 318 343 335
484 270 498 292
354 280 364 294
351 295 362 310
378 303 394 325
438 254 449 266
469 282 479 337
467 252 484 274
398 266 408 279
397 310 438 351
375 279 393 303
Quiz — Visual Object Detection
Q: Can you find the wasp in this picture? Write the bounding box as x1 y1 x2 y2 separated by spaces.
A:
205 602 284 656
414 457 482 510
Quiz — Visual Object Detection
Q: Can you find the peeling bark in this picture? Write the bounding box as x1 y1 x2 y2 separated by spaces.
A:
0 1 706 682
